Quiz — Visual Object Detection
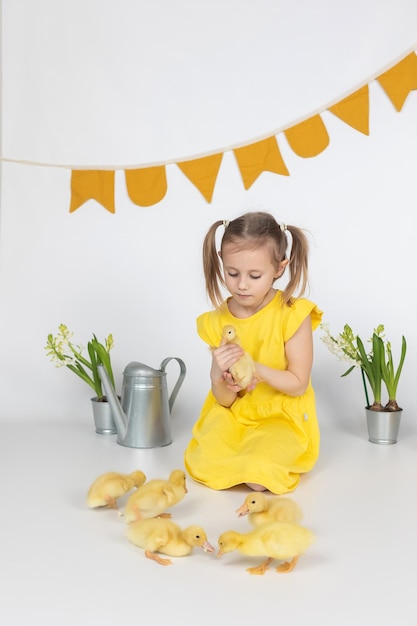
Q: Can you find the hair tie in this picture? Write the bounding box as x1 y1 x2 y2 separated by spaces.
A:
280 222 287 232
223 220 230 229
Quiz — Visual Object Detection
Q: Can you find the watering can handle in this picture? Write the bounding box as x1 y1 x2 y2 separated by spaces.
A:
160 357 187 412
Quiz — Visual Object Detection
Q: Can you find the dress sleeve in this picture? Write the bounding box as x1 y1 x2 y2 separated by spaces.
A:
196 312 218 347
283 298 323 342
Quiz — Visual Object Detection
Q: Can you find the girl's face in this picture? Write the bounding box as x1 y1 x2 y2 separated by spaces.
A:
220 243 287 317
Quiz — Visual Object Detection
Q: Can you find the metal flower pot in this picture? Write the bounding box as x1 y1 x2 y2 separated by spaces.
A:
365 407 402 444
91 397 117 434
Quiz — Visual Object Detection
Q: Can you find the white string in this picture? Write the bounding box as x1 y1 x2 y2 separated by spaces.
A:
2 44 416 171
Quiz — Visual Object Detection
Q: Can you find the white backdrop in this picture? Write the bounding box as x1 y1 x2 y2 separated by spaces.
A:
1 0 417 435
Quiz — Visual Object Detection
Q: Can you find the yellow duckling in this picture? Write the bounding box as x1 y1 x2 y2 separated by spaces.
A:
127 517 215 566
124 469 188 523
87 470 146 515
236 492 303 527
221 325 258 389
217 521 315 575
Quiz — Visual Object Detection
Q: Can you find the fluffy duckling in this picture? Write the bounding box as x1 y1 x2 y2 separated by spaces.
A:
217 521 315 575
236 492 303 527
87 470 146 515
221 325 258 389
127 517 215 566
124 469 188 523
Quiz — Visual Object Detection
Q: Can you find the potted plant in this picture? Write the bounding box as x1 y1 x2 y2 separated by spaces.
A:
45 324 117 434
320 323 407 444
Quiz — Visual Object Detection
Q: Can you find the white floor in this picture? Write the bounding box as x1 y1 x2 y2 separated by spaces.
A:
1 402 416 626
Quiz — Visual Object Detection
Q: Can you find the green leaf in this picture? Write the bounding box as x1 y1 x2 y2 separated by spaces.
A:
87 341 103 399
356 335 382 403
381 335 407 401
91 339 115 388
66 364 96 393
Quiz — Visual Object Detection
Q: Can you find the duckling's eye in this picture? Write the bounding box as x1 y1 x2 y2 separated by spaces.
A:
195 534 201 539
251 499 256 504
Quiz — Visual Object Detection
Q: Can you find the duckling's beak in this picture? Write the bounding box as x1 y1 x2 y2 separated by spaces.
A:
217 549 224 559
236 504 249 517
202 540 215 553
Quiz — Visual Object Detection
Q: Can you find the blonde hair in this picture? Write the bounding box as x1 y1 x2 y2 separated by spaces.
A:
203 211 310 308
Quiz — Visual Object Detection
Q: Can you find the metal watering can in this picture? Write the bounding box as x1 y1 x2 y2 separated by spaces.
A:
98 358 186 448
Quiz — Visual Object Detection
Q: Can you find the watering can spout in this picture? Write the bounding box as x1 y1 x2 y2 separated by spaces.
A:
98 365 127 441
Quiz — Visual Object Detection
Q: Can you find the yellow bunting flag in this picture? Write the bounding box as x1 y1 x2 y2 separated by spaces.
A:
69 170 115 213
177 153 223 202
328 85 369 135
125 166 167 207
377 52 417 112
284 114 329 158
233 136 289 189
61 49 416 213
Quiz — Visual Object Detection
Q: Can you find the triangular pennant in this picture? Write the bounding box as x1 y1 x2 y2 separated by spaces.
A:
125 166 167 207
377 52 417 112
328 85 369 135
177 153 223 202
69 170 115 213
284 114 329 158
233 136 289 189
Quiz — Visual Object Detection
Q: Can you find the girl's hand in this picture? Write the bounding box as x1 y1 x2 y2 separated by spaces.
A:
224 371 260 392
210 343 244 384
222 371 243 392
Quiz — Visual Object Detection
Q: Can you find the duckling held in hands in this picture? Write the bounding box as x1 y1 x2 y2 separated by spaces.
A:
221 325 259 389
124 469 188 523
236 492 303 527
87 470 146 515
127 517 215 566
217 521 315 575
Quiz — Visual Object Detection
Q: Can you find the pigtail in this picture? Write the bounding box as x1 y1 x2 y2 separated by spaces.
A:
202 221 226 308
281 225 309 305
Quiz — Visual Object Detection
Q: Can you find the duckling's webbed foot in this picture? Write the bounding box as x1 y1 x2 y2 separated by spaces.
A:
105 497 118 510
145 551 172 566
247 557 272 575
105 497 123 515
130 505 144 521
276 556 299 573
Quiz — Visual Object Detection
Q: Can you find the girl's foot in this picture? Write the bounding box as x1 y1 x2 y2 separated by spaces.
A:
246 483 267 491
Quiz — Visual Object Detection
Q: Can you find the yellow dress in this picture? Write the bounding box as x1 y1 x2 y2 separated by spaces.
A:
184 291 323 494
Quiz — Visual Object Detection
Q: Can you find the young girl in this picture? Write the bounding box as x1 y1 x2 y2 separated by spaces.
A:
184 211 323 494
